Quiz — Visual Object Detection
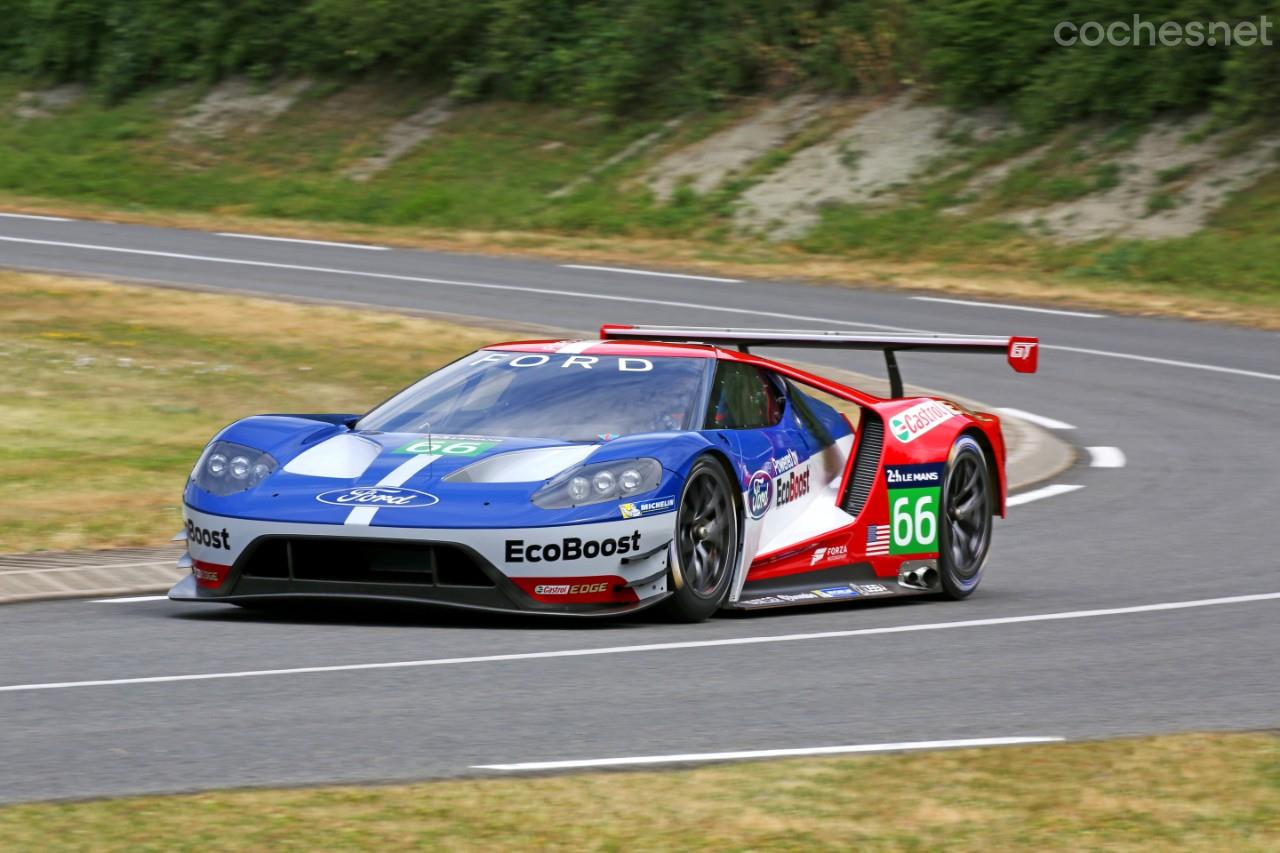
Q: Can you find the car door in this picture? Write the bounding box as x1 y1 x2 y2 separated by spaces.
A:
703 361 835 574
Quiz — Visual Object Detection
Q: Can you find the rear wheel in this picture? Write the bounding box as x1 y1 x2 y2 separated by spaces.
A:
659 457 740 622
938 435 993 599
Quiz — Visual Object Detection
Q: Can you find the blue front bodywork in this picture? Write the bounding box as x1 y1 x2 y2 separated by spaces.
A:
187 416 715 528
186 374 854 529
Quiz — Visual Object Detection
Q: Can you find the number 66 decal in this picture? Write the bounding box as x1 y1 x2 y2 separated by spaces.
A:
884 463 944 555
891 492 938 553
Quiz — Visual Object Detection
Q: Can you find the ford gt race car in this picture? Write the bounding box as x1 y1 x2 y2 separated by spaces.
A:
170 325 1039 621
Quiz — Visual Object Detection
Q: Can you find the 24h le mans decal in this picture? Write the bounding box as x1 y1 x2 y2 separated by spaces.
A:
885 463 943 554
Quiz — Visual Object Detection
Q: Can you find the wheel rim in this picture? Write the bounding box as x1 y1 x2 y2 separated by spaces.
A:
676 467 735 598
944 452 990 580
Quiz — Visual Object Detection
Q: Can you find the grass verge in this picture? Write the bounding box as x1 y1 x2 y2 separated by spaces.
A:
0 733 1275 850
4 191 1278 331
0 271 506 553
2 79 1279 329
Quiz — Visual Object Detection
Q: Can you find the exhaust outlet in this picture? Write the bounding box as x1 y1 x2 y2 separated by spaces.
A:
898 561 940 591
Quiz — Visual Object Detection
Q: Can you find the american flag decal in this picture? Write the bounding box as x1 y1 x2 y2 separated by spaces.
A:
866 524 890 556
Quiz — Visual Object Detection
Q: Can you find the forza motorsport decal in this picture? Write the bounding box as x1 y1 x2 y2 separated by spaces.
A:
888 400 960 443
395 435 502 456
884 463 943 555
810 545 849 566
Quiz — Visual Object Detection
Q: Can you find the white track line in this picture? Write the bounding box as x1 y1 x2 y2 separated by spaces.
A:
0 236 912 333
0 212 71 222
2 592 1276 695
0 560 173 576
1007 484 1085 506
561 264 740 283
92 595 170 604
1047 343 1280 382
3 234 1278 383
1086 446 1126 468
995 407 1076 430
473 736 1065 771
911 296 1104 318
216 232 388 251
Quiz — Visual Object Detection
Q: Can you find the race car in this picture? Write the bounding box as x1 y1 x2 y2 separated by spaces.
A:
169 325 1039 621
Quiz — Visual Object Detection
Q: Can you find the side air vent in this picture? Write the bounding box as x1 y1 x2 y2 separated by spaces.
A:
841 413 883 517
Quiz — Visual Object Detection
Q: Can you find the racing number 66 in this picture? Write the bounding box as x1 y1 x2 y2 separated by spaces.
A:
437 441 480 455
892 492 937 552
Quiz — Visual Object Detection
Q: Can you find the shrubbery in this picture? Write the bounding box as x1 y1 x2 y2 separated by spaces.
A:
2 0 1277 125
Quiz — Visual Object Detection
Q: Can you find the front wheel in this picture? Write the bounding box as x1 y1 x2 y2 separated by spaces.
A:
938 435 993 599
659 457 740 622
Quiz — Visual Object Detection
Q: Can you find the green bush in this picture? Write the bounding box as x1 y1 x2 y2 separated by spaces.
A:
2 0 1277 123
920 1 1280 128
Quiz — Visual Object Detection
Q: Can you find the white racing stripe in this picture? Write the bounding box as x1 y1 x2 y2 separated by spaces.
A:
2 235 1277 383
472 736 1065 771
1086 446 1126 468
911 296 1104 318
2 592 1276 694
1006 484 1085 506
216 232 388 251
995 407 1076 430
0 212 72 222
561 264 741 283
344 453 441 526
92 595 170 604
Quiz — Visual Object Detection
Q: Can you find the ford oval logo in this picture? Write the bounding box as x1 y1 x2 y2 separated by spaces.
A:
315 487 439 508
746 470 773 519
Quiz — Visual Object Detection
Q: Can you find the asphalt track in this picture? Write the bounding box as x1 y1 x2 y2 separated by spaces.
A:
1 215 1278 803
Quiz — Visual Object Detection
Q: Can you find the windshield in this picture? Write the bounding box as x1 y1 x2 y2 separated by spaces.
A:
358 350 713 442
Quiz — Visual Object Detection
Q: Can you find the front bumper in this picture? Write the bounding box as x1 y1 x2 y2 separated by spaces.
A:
171 506 674 615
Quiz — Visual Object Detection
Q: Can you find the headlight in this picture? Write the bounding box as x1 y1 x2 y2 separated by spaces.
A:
192 441 276 496
533 458 662 509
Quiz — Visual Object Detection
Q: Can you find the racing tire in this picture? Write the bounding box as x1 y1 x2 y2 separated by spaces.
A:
937 434 993 600
659 457 740 622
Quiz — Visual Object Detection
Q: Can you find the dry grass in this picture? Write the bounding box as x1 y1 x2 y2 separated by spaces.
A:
0 733 1275 850
3 194 1279 331
0 271 507 553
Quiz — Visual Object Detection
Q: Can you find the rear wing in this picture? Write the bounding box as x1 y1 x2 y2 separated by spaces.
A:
600 324 1038 399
